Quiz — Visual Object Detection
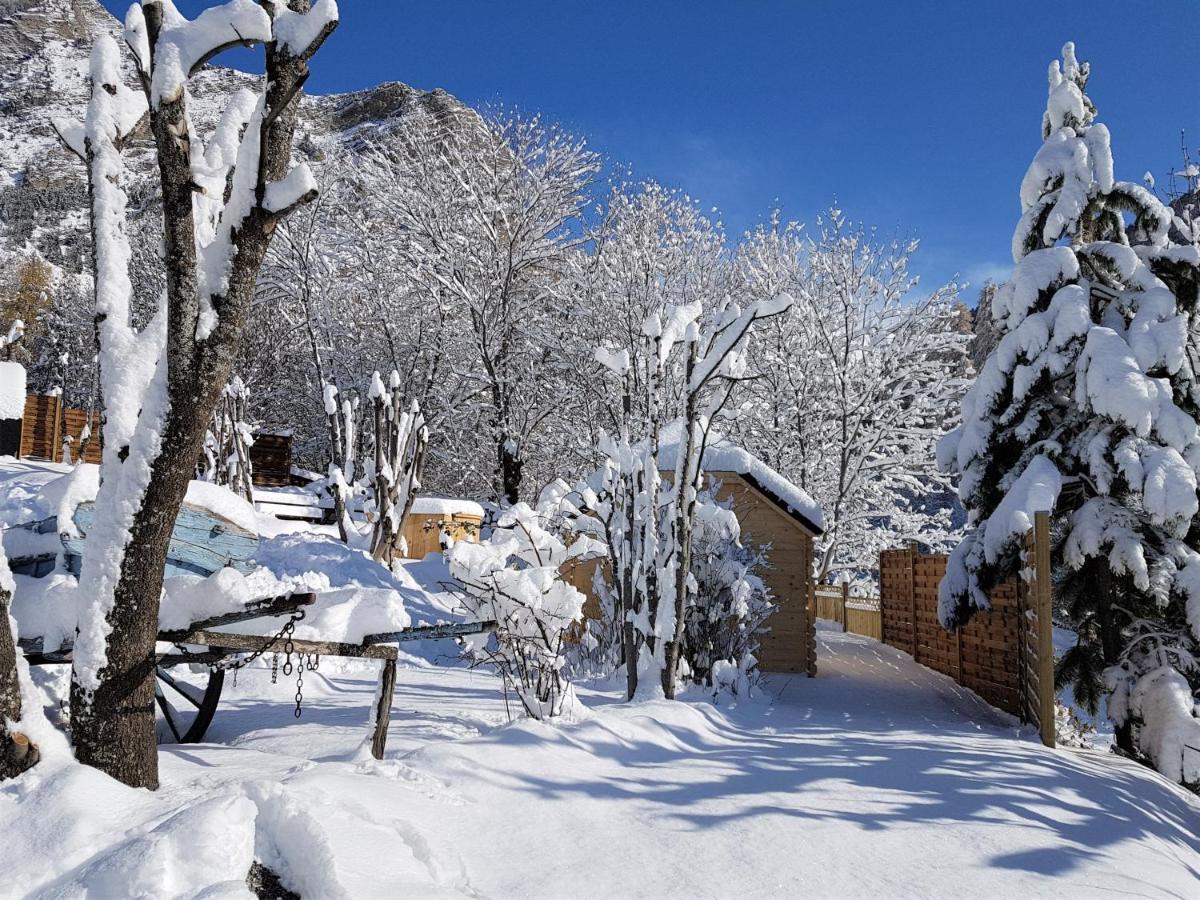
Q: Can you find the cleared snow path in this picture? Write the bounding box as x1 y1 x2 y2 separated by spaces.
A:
4 626 1199 897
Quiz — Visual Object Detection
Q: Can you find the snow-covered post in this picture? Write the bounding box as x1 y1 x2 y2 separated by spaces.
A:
51 1 338 789
368 371 429 566
939 43 1200 775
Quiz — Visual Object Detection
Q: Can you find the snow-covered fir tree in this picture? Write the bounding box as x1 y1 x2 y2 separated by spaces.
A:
938 43 1200 778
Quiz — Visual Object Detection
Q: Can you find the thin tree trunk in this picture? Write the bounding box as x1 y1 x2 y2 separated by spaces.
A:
0 584 39 780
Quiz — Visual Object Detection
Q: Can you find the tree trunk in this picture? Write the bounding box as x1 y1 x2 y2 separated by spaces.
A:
69 1 331 788
1095 568 1137 756
0 585 39 780
70 390 212 789
498 438 522 506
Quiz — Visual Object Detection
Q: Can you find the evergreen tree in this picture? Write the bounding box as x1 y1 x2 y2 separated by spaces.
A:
938 43 1200 774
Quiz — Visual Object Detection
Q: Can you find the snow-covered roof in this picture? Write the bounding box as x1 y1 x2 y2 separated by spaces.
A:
0 361 26 420
656 424 824 534
411 497 484 519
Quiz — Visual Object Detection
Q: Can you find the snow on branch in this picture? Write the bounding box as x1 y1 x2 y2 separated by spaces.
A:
270 0 340 59
264 163 319 215
689 293 793 392
141 0 273 107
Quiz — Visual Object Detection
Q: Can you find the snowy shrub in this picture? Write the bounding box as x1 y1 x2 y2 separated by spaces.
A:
448 502 604 720
939 42 1200 776
682 488 775 691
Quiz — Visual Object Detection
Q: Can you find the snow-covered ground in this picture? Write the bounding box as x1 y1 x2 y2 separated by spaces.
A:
3 458 1199 897
3 625 1199 897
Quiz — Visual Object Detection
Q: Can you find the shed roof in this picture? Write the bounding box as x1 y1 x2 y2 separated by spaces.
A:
655 426 824 536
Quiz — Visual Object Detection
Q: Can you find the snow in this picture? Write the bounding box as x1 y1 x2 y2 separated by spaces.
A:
0 360 26 419
144 0 272 108
3 625 1198 897
410 497 484 518
271 0 340 57
1128 666 1200 784
263 162 317 214
982 454 1060 564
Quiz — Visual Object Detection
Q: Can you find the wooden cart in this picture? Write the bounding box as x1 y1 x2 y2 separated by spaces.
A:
8 499 493 757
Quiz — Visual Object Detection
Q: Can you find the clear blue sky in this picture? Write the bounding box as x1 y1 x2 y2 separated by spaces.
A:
103 1 1200 300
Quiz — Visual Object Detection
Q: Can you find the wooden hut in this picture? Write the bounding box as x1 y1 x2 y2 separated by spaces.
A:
565 438 824 675
403 498 485 558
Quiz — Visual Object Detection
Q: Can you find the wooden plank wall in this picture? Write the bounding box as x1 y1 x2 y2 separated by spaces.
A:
249 432 291 487
19 394 61 461
878 522 1055 745
404 512 482 559
18 395 102 464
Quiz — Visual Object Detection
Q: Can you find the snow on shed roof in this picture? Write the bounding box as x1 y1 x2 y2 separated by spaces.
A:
0 361 26 419
411 497 484 518
656 423 824 534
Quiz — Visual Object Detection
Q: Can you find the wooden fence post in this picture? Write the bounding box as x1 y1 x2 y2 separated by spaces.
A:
49 395 62 463
371 658 398 760
1033 511 1055 748
840 582 848 632
907 541 918 661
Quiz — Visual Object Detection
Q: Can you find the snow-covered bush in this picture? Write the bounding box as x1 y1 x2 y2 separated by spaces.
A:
448 502 603 719
366 371 428 566
683 488 775 692
938 42 1200 776
589 287 790 701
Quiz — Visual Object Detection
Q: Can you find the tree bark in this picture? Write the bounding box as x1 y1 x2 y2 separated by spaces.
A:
0 586 39 780
70 1 334 789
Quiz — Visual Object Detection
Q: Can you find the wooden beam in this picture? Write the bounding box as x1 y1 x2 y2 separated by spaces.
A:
157 592 316 641
176 630 399 660
361 620 497 646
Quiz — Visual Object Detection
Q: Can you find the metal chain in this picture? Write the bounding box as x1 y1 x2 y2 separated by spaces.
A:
294 664 304 718
172 609 307 674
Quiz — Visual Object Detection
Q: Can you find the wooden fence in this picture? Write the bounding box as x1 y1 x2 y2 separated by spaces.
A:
19 394 101 464
814 584 883 641
879 512 1055 746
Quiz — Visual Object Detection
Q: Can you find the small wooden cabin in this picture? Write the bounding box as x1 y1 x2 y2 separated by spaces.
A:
403 498 485 558
566 440 824 676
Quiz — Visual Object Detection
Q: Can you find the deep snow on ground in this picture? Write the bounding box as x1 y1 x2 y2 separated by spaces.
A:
3 626 1199 898
3 458 1199 897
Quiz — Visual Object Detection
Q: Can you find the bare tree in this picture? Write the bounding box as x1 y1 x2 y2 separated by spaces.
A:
731 210 970 589
51 0 337 789
360 110 599 504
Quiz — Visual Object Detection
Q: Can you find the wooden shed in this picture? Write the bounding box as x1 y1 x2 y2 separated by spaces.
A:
566 439 824 676
403 498 485 558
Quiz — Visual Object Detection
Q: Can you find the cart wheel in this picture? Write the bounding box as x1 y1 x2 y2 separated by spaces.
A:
154 665 224 744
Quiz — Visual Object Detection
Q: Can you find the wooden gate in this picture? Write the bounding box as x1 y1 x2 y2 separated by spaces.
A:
879 512 1055 747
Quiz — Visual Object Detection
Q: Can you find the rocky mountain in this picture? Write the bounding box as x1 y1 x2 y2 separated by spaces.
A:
0 0 472 277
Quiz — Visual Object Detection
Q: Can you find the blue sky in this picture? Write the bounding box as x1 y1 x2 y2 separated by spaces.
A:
103 1 1200 301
